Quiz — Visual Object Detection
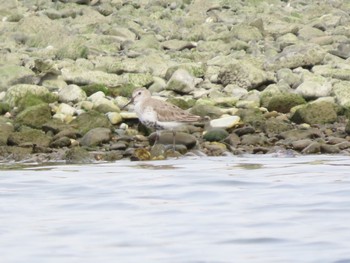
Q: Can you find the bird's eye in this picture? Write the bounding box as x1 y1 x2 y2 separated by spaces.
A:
138 91 141 95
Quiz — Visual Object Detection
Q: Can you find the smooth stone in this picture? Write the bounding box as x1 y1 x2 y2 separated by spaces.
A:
149 132 197 149
203 128 229 142
58 84 87 103
80 127 111 147
291 139 313 151
57 103 76 116
106 112 123 125
210 116 240 129
302 142 321 154
166 68 196 94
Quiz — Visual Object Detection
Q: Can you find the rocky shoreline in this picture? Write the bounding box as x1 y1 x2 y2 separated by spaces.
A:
1 0 350 163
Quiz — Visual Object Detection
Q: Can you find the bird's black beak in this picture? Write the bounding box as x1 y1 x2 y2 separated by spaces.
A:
121 97 134 110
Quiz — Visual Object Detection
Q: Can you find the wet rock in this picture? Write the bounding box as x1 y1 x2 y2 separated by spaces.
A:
8 129 51 148
50 136 71 148
264 44 326 71
65 147 92 164
209 116 240 129
150 144 166 158
280 128 322 141
203 128 229 142
266 93 306 113
302 142 321 154
131 148 152 161
166 69 196 94
70 110 112 135
233 126 255 136
320 144 340 154
0 65 36 91
15 103 52 129
241 134 268 146
203 142 227 156
58 84 87 103
218 60 274 90
290 101 338 125
149 132 197 149
291 139 313 151
80 127 111 147
264 118 294 137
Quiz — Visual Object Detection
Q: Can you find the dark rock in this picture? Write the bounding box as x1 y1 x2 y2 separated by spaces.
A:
203 128 229 142
224 133 240 147
80 127 111 147
149 132 197 149
53 128 81 140
15 103 52 129
50 136 71 148
290 102 338 125
65 147 92 164
233 126 255 136
42 119 73 134
336 141 350 150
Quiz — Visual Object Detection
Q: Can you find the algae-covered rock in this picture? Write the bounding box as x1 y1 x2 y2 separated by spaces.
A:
65 147 92 164
290 101 338 125
82 84 111 97
15 103 52 129
8 128 51 147
266 93 306 113
0 65 36 91
148 132 197 149
237 108 266 131
4 84 51 107
218 60 274 90
264 118 294 136
70 110 112 135
203 128 229 142
0 122 14 146
265 44 326 71
166 98 194 110
190 104 222 118
332 81 350 108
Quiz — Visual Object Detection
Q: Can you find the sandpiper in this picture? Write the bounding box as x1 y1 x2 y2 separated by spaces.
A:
122 87 205 150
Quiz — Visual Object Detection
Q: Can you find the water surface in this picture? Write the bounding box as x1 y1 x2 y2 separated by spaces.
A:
1 155 350 263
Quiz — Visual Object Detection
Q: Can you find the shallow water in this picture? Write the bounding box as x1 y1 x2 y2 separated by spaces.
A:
1 155 350 263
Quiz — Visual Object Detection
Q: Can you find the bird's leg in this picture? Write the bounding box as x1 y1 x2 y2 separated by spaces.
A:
172 130 176 152
153 130 160 147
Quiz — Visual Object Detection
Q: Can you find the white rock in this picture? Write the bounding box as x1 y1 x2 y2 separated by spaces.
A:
296 80 332 99
57 103 76 116
120 111 138 119
88 91 105 102
58 84 87 103
106 112 123 125
210 115 240 129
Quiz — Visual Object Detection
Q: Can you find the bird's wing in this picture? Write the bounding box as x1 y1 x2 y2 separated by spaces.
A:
150 99 201 122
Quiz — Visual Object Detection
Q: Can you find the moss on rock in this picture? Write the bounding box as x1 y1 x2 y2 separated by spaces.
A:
266 93 306 113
